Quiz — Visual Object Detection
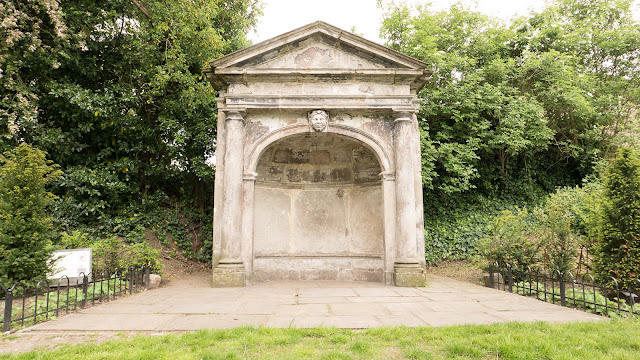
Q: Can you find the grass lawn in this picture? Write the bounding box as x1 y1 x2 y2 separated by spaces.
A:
2 318 639 359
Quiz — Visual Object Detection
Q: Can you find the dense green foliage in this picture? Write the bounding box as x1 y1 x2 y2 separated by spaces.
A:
595 148 640 289
478 182 603 273
3 320 640 359
477 145 640 290
0 0 261 269
0 144 61 287
478 207 539 269
380 0 640 262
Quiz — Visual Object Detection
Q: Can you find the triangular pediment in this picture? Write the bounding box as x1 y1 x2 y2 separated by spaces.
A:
210 21 428 71
253 37 388 70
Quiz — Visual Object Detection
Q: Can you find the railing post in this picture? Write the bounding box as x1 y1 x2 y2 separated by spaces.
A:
568 272 576 308
82 275 88 309
129 267 134 295
55 282 61 318
542 269 548 302
558 271 566 307
591 275 597 315
507 264 513 293
3 287 13 332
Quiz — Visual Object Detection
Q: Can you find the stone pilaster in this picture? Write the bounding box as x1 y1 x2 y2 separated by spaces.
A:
213 109 246 287
379 171 396 285
412 113 426 265
392 111 426 287
241 171 258 285
212 97 226 268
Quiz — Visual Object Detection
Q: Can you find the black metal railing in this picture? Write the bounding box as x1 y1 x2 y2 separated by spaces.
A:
488 263 640 317
0 266 151 332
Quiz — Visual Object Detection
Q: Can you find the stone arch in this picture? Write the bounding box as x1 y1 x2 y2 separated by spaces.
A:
246 124 393 175
249 128 388 282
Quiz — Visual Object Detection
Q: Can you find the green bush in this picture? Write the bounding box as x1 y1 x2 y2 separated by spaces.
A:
424 210 491 264
558 181 604 272
0 144 62 287
594 148 640 290
537 190 582 274
92 236 163 274
476 184 602 274
58 230 92 249
477 208 541 269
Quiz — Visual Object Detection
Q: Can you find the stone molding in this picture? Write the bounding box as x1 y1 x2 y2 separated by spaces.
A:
223 109 246 122
392 111 415 125
379 171 395 181
242 172 258 181
222 95 416 111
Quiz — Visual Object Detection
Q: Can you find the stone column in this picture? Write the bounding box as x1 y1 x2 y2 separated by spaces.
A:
380 171 396 285
393 111 426 287
212 97 226 268
412 113 426 265
241 171 258 285
212 109 246 287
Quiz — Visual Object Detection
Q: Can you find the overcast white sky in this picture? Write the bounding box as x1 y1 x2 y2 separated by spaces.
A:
248 0 549 44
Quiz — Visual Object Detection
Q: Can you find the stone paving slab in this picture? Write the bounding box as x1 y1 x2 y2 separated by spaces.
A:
22 275 604 332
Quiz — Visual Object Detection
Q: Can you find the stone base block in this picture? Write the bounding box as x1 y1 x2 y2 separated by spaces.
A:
147 274 162 289
212 263 245 287
393 263 426 287
252 257 384 283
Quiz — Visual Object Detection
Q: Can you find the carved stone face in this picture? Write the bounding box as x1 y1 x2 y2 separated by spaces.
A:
308 110 328 132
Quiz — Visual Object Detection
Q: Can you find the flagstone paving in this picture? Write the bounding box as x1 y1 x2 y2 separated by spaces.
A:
18 275 603 332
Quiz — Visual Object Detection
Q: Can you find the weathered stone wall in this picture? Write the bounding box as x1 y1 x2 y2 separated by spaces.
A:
253 133 384 282
256 133 381 185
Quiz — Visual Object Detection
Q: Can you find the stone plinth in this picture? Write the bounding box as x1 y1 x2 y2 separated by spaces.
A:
206 21 431 286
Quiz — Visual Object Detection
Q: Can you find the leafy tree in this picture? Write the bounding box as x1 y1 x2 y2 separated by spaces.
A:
513 0 640 164
380 2 556 196
0 144 62 286
594 147 640 289
1 0 261 255
0 0 69 153
379 0 639 198
379 0 640 263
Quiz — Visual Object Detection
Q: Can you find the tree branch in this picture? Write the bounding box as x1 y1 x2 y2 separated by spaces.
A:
130 0 152 20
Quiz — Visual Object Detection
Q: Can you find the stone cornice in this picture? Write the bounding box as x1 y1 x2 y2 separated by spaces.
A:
219 95 418 111
207 68 431 93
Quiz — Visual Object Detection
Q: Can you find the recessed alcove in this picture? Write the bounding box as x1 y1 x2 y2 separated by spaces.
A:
252 133 384 281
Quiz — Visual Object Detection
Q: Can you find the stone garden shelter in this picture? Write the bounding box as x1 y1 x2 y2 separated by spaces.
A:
206 22 431 287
